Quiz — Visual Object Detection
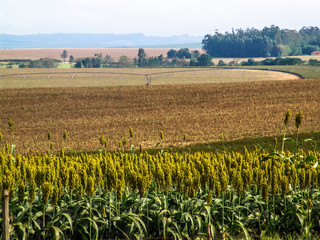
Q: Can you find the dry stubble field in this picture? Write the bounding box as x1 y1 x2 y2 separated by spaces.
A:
0 67 319 154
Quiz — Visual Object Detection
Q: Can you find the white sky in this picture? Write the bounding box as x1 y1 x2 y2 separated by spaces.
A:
0 0 319 36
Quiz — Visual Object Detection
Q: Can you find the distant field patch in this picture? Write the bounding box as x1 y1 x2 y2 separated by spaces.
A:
0 68 299 89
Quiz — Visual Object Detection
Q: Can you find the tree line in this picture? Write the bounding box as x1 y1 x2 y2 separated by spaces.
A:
16 48 214 68
202 25 320 58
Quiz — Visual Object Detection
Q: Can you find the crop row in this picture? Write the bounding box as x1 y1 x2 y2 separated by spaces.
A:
1 145 320 239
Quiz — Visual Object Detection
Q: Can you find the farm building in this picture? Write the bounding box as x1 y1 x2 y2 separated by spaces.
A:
311 51 320 55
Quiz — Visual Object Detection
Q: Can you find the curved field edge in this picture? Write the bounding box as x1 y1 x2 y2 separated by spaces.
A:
0 67 299 89
232 65 320 79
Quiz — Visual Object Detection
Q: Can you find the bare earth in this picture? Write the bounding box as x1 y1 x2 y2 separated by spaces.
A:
1 73 318 154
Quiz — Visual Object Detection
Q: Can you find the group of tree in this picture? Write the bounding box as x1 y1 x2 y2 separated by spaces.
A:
73 48 213 68
74 54 135 68
27 58 59 68
239 57 320 66
241 57 305 66
202 25 320 58
75 53 104 68
167 48 200 59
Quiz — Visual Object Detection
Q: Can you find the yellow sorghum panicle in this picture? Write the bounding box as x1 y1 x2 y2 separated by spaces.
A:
242 167 253 190
284 109 292 126
100 135 106 147
295 110 303 129
18 181 26 205
262 181 269 202
86 176 95 198
96 164 103 187
208 167 216 191
8 118 15 134
183 133 187 142
2 169 15 193
48 131 52 141
68 168 77 191
129 128 134 138
219 170 228 194
137 162 151 197
28 178 36 204
122 138 128 146
160 131 164 140
192 169 201 197
115 161 125 200
291 167 298 190
232 171 243 196
52 186 59 206
61 168 69 189
42 181 52 205
154 160 165 190
57 179 62 199
63 129 68 141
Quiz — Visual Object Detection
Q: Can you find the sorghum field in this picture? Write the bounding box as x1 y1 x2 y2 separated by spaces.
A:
1 69 316 154
1 68 320 239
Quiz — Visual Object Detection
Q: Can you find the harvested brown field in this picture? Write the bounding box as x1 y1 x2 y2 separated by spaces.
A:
0 48 203 61
1 78 319 154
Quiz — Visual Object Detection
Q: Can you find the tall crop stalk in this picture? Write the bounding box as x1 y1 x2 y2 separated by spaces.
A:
89 197 92 240
294 110 303 158
43 204 46 240
282 110 291 153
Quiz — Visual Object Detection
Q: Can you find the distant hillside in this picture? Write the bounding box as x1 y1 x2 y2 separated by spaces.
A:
0 33 202 49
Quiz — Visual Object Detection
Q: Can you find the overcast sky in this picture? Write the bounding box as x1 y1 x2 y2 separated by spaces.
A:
1 0 319 36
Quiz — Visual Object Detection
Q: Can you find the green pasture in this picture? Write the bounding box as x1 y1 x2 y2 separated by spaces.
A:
235 65 320 79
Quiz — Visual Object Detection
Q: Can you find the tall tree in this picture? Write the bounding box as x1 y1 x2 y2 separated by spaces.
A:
138 48 147 67
167 49 177 58
61 50 68 62
197 54 214 66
